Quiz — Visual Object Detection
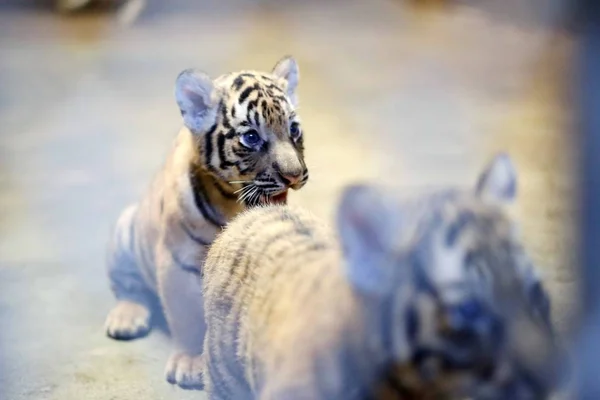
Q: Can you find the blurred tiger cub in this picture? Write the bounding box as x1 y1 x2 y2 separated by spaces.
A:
104 57 308 389
201 154 560 400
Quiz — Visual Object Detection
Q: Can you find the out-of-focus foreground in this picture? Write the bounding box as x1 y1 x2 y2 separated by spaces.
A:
0 1 575 399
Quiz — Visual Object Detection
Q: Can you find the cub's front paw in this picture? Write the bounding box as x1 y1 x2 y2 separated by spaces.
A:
105 300 151 340
165 352 205 390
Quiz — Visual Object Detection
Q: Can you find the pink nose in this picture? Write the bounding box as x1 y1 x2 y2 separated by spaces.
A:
281 172 301 186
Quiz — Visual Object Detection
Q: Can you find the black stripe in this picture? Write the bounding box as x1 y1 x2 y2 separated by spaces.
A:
189 171 226 228
224 128 236 139
220 101 232 129
172 251 201 276
234 230 307 338
232 76 245 90
180 221 211 246
255 182 280 190
213 179 238 201
265 83 283 93
206 344 232 397
406 303 419 346
203 123 217 165
446 210 475 246
287 242 327 259
225 211 287 278
247 99 259 113
279 209 313 237
232 146 252 158
205 162 223 178
236 228 296 285
217 210 287 291
217 134 236 169
238 86 255 104
253 111 260 127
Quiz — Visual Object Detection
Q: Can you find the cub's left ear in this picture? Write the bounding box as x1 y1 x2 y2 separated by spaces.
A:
475 152 518 205
272 55 299 106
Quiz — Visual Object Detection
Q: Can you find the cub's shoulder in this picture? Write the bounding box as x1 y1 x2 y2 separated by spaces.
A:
214 204 327 245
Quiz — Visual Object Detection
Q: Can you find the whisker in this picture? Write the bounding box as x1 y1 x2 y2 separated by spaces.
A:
237 190 250 204
249 188 262 206
238 185 257 204
233 186 249 194
246 189 260 206
229 180 253 184
235 185 252 204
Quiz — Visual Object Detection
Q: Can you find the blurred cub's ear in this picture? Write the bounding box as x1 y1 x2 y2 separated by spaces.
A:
476 152 518 205
337 184 402 296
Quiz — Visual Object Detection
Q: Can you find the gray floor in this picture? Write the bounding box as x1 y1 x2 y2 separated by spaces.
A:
0 1 577 399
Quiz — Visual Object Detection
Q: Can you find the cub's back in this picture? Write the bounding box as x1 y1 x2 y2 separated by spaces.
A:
203 204 336 309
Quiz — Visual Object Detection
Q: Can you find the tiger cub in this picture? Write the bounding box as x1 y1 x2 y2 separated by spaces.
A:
201 154 559 400
104 56 308 389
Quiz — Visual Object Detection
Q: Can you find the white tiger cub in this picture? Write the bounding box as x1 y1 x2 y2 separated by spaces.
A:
201 154 560 400
104 56 309 390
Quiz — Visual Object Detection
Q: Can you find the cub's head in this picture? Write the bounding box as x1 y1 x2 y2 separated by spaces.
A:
175 56 308 206
337 154 560 399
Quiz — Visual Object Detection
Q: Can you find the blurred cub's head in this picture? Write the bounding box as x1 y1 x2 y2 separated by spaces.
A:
338 154 560 399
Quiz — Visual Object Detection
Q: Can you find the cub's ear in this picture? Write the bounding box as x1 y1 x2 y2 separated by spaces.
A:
475 152 518 205
337 184 400 297
175 68 220 134
272 55 299 106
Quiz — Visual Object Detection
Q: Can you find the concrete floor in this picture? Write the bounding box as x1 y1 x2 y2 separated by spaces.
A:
0 1 576 399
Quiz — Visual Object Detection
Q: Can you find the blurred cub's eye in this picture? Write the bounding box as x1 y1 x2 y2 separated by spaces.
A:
454 299 483 322
290 122 302 140
240 130 262 148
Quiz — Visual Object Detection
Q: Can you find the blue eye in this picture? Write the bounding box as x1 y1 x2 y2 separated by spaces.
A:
241 130 262 148
456 299 483 321
290 122 301 140
448 299 484 331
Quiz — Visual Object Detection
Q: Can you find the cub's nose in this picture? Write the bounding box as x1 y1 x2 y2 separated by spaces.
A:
278 171 302 186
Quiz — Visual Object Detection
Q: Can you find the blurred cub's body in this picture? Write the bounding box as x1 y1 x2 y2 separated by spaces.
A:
202 155 560 400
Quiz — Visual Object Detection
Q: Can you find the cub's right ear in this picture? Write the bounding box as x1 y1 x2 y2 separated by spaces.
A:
475 152 518 205
175 69 219 134
337 184 400 297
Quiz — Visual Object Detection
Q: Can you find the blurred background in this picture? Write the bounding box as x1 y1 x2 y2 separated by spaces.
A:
0 0 580 399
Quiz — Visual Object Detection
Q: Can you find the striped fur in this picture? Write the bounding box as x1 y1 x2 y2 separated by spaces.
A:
104 56 308 390
201 154 560 400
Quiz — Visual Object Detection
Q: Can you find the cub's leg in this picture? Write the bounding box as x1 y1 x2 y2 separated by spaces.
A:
105 205 153 340
158 247 206 390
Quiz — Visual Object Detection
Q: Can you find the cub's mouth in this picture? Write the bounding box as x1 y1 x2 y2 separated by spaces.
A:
261 190 288 205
